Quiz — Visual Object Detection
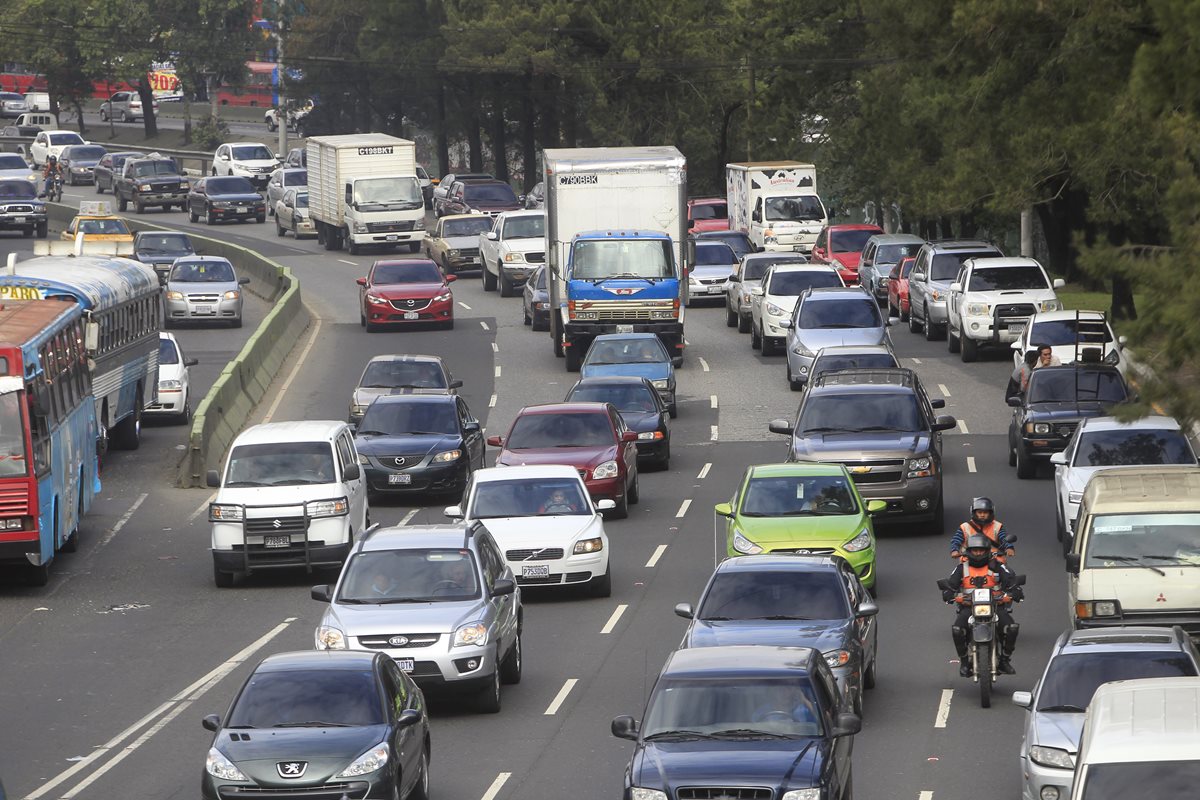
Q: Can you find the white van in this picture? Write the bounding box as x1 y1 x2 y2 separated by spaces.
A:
1067 467 1200 634
15 112 58 130
1070 676 1200 799
207 420 369 587
23 93 50 112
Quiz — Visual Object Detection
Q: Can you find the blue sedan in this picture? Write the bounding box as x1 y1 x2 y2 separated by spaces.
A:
581 333 677 417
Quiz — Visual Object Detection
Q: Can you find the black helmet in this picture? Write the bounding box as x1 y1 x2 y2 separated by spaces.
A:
47 155 57 163
965 533 992 567
970 496 994 527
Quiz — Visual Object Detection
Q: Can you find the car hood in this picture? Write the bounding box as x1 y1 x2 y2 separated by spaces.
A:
208 191 264 202
790 431 928 460
581 363 671 383
1024 402 1113 421
0 169 35 180
1030 710 1084 755
477 515 602 550
497 445 618 469
633 739 825 789
218 726 387 783
67 158 101 168
830 252 860 270
685 618 851 652
620 411 663 433
793 328 888 350
467 199 521 211
371 282 447 299
214 485 345 509
232 159 279 170
158 361 186 382
924 279 954 293
444 234 481 248
692 264 735 280
168 279 239 294
736 514 865 546
324 597 487 635
355 432 460 457
1080 567 1200 612
500 237 545 254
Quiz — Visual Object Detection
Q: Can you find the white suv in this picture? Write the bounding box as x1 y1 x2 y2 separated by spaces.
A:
208 420 369 587
750 263 844 356
946 256 1064 362
212 142 280 189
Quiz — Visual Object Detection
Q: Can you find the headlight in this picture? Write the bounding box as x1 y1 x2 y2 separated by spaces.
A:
165 290 184 301
434 291 452 302
592 460 619 479
158 379 182 391
1039 299 1062 312
223 290 240 300
732 530 763 555
631 790 668 800
431 449 462 463
205 748 247 781
366 293 386 305
452 622 488 647
306 497 349 517
930 288 943 300
573 537 604 554
1068 491 1083 504
138 183 152 191
211 200 232 207
907 456 936 478
504 252 525 263
336 743 389 777
1027 422 1051 435
354 222 369 233
782 791 822 800
448 249 460 257
315 625 347 650
791 342 813 357
965 302 988 315
651 379 669 389
180 181 190 189
1029 745 1075 769
973 603 993 616
1104 348 1120 365
823 649 851 668
637 431 664 441
536 302 550 310
209 504 242 521
358 453 369 465
1075 600 1120 619
415 217 425 230
765 302 785 317
843 527 872 552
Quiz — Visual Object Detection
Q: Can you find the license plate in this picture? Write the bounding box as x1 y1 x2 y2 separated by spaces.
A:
1007 322 1026 334
12 217 24 223
194 304 214 315
403 311 420 320
521 564 550 578
388 473 412 484
396 658 415 672
264 535 289 548
707 285 724 294
616 324 634 333
793 245 806 252
386 234 399 241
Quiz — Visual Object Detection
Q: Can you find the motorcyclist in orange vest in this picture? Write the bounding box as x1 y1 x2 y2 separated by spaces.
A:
949 496 1013 562
942 534 1022 677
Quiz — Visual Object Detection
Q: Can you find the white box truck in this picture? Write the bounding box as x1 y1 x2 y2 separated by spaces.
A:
726 161 827 253
306 133 425 255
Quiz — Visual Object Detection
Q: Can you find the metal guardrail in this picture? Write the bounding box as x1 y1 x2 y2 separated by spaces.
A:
1 134 215 176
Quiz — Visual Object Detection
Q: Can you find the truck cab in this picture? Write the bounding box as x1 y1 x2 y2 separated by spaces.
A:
726 161 827 254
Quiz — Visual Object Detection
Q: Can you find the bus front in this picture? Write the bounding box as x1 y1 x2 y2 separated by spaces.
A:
0 363 39 571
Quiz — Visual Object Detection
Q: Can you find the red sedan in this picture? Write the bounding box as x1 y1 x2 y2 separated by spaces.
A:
887 256 916 321
810 223 884 284
487 402 640 518
357 259 456 332
687 198 730 233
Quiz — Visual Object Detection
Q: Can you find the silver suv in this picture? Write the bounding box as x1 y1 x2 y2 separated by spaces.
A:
907 240 1003 341
311 521 523 713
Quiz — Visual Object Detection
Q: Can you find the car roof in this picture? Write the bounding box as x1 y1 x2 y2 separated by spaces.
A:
136 230 189 239
1082 677 1200 764
662 645 819 678
516 401 611 416
923 239 1000 252
743 252 808 263
811 367 915 389
1029 309 1110 323
373 258 439 269
472 464 584 483
43 129 82 136
748 462 847 478
768 263 839 275
233 420 348 446
591 332 660 342
716 554 845 574
802 286 873 300
1058 626 1192 655
172 254 231 264
359 522 479 553
964 256 1044 270
1077 415 1181 433
572 376 654 387
1028 363 1123 379
688 197 725 204
865 233 925 245
256 650 378 672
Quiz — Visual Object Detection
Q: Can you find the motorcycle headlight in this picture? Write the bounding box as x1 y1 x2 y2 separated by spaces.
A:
1029 745 1075 769
452 621 488 647
1039 299 1062 312
573 537 604 554
336 743 389 777
209 504 242 521
205 748 247 781
315 625 347 650
592 460 619 479
504 252 525 263
732 530 763 555
223 290 240 300
431 449 462 463
158 379 182 391
973 603 993 617
823 649 851 668
765 303 785 317
965 302 989 316
306 497 349 518
843 527 872 552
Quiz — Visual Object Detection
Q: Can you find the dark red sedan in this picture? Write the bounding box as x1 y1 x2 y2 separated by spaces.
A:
810 223 884 284
687 198 729 233
887 256 916 321
357 259 456 332
487 402 640 518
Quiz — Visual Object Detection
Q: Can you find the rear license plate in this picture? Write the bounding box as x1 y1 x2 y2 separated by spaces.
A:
521 564 550 578
264 535 289 548
403 311 420 320
388 473 412 484
396 659 415 672
194 304 214 315
616 324 634 333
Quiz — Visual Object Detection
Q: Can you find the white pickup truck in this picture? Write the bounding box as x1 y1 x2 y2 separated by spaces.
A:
479 209 547 296
946 256 1065 362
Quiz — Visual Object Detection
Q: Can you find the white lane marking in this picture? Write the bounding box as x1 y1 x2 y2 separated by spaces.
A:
543 678 578 715
919 793 934 800
957 419 969 434
710 395 718 409
967 456 977 473
489 394 497 408
480 772 511 800
98 493 148 548
458 301 472 310
187 492 217 523
645 544 668 568
491 342 498 353
938 383 951 397
25 619 295 800
400 509 419 526
699 357 710 372
934 688 953 728
495 365 502 378
263 316 322 423
911 357 922 364
600 604 628 634
337 259 356 266
675 499 692 518
697 463 711 480
480 321 490 330
710 425 719 441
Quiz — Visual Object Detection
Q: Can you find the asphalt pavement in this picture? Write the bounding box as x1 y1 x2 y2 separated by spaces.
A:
0 200 1070 800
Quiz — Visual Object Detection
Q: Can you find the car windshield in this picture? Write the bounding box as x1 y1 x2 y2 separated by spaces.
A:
1084 512 1200 568
968 266 1049 291
572 239 673 280
768 270 841 296
0 180 35 199
930 250 999 281
1026 370 1128 404
1036 651 1195 712
444 217 494 238
875 243 921 264
798 298 882 329
470 478 590 518
700 232 753 259
642 677 823 738
695 243 737 266
358 400 458 436
1079 761 1200 800
586 338 667 366
372 262 443 284
503 216 544 238
765 194 824 222
799 392 922 433
744 257 806 281
49 133 82 146
1073 429 1195 467
0 155 27 170
171 260 235 283
568 384 658 414
226 669 383 728
137 233 192 254
337 548 481 603
692 202 727 220
831 229 878 253
158 337 180 365
132 160 177 177
0 391 29 477
359 360 446 389
892 258 915 279
740 474 858 517
207 177 255 194
232 145 273 160
699 570 850 620
284 169 307 186
506 412 614 448
66 146 105 161
1030 319 1113 346
225 441 337 487
78 218 129 234
812 353 898 376
465 183 518 203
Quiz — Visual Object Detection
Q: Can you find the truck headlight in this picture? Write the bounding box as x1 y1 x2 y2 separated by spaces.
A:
651 379 669 389
179 181 190 189
1075 600 1120 619
504 252 525 263
906 456 936 478
592 460 619 479
823 649 851 668
573 537 604 554
354 222 369 233
138 183 152 191
415 217 425 230
452 622 488 647
1039 299 1062 312
209 504 242 521
448 249 460 257
306 497 349 517
1029 746 1075 770
431 449 461 463
966 302 988 315
843 527 872 552
315 625 347 650
732 530 763 555
1026 422 1051 435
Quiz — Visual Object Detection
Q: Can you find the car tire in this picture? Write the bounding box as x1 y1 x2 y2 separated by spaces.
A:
483 264 498 292
1015 444 1036 479
118 195 128 212
610 487 629 520
442 318 454 331
100 108 108 122
176 400 191 426
750 323 762 350
923 308 939 340
499 273 514 297
205 208 216 225
725 303 737 327
409 747 431 800
961 335 978 363
948 326 960 353
522 304 531 326
213 561 234 588
864 651 878 690
475 665 502 714
35 221 47 239
787 363 802 391
119 110 128 123
255 215 265 224
111 403 141 450
762 334 778 356
657 440 671 471
668 402 677 419
231 317 243 329
134 200 144 214
276 219 286 237
347 240 360 255
1055 501 1065 543
591 563 612 597
931 494 945 534
500 633 522 685
908 307 922 333
737 312 751 333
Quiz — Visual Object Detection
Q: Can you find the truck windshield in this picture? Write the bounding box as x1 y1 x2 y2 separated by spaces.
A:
571 239 673 280
353 177 422 210
0 391 29 477
1085 512 1200 568
1080 761 1200 800
765 195 824 222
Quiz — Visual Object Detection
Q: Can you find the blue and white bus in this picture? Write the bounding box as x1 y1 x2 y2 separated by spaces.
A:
0 253 161 451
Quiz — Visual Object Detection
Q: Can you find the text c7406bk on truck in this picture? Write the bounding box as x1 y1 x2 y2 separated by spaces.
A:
543 146 689 372
305 133 426 256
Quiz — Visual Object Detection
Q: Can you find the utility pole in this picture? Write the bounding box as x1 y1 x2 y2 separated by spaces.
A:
746 55 755 161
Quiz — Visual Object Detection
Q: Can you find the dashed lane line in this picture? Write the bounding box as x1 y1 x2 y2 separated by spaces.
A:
458 301 472 310
337 259 356 266
489 394 497 408
600 604 628 634
491 341 498 352
495 365 502 378
479 772 511 800
934 688 953 728
480 321 490 330
187 491 217 523
697 462 711 480
710 395 718 409
399 509 419 525
911 357 922 364
957 419 969 434
675 499 692 518
543 679 578 715
98 493 149 549
967 456 977 473
699 357 710 372
645 545 668 568
938 383 951 397
710 425 719 441
919 793 934 800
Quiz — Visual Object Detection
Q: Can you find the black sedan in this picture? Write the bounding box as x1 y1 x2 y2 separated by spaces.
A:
564 376 670 468
187 176 266 225
59 144 107 185
133 230 196 282
354 394 485 498
522 265 550 331
93 150 141 194
201 650 430 800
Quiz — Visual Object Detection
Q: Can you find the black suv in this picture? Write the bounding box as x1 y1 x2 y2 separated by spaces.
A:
0 178 47 238
1007 363 1130 479
115 153 189 213
612 645 860 800
769 368 956 527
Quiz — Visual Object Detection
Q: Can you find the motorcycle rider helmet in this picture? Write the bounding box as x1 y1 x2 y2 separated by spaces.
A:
970 496 994 527
47 155 57 163
965 534 992 567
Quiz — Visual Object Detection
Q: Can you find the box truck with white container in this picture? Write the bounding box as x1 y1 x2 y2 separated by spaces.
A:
726 161 827 253
306 133 425 255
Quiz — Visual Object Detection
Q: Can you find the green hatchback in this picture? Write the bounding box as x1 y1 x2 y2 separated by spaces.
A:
715 463 884 588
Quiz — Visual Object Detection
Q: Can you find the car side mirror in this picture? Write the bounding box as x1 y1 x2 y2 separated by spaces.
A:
777 319 792 329
486 435 504 447
950 282 962 292
713 502 733 518
486 231 498 240
833 712 862 738
912 271 925 282
310 584 333 602
342 463 361 481
1066 553 1080 574
687 218 695 229
356 277 367 286
622 430 638 442
184 357 198 367
445 274 457 283
206 469 221 488
768 418 794 435
1052 278 1065 289
449 379 463 389
931 398 945 409
274 153 282 161
219 153 230 161
238 277 251 285
674 602 694 619
611 715 639 741
202 714 221 732
856 599 879 617
1012 691 1033 709
1050 452 1067 466
932 415 957 432
1006 396 1022 407
597 499 616 510
865 499 887 515
728 274 739 283
462 421 481 435
397 708 422 728
444 505 463 518
491 577 516 596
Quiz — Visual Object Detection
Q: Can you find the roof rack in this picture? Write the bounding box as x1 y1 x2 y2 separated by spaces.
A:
811 367 915 388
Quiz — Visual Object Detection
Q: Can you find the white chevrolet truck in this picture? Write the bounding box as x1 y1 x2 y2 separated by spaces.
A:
946 256 1065 362
478 209 547 296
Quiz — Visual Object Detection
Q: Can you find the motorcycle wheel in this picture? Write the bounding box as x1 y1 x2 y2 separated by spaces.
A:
977 641 993 708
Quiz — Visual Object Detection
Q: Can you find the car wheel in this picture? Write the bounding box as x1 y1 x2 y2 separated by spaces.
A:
409 747 431 800
948 326 960 353
610 486 629 520
961 335 978 363
751 323 762 350
100 108 108 122
523 303 531 326
657 440 671 471
725 303 737 327
591 563 612 597
1015 445 1036 479
787 363 802 391
255 214 265 224
908 306 922 333
134 200 145 214
120 110 128 122
737 311 751 333
205 207 216 225
668 402 677 419
188 206 198 223
475 664 502 714
762 334 778 356
1055 500 1065 543
276 219 286 237
347 240 360 255
924 307 942 341
35 221 47 239
213 561 234 588
500 632 522 685
628 470 640 504
499 273 514 297
118 195 128 212
565 345 582 372
483 263 498 291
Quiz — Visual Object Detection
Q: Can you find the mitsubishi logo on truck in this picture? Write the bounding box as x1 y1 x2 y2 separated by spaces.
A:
603 287 643 296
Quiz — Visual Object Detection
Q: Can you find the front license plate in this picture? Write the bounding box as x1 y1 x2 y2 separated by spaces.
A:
386 234 399 241
396 659 415 672
11 217 24 223
521 564 551 578
264 535 289 548
615 324 634 333
1007 322 1026 334
707 285 724 294
194 304 214 315
403 311 420 320
388 473 412 484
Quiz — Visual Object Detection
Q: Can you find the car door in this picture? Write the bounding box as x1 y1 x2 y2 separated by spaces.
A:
335 431 367 527
909 249 930 318
381 660 422 795
841 563 876 670
812 663 853 788
215 145 229 176
267 169 282 206
32 132 46 164
947 262 969 331
457 397 483 468
478 533 517 652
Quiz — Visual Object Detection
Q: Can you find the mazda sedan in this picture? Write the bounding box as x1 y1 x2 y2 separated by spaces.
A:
357 259 456 332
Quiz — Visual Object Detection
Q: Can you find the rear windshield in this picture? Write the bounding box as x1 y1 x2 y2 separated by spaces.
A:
929 250 1000 281
692 201 727 220
207 176 255 194
372 262 443 284
568 383 659 414
798 298 883 329
359 360 446 390
225 441 336 486
1072 429 1195 467
1036 651 1195 712
137 233 193 254
227 669 383 728
1030 319 1113 346
1080 761 1200 800
799 392 922 433
0 155 27 170
699 569 849 620
506 412 614 448
831 229 878 253
1026 370 1128 404
695 243 737 265
48 133 83 145
744 257 806 281
768 270 841 296
358 399 459 436
443 217 494 238
968 266 1049 291
812 353 898 375
284 169 307 186
874 243 921 264
465 183 517 203
66 146 106 160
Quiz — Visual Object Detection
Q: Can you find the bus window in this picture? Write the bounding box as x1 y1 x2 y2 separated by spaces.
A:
0 391 27 477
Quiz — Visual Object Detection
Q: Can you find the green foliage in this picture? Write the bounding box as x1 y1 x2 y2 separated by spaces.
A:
191 117 231 151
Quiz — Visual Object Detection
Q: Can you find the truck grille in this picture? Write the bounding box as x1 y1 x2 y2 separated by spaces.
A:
367 221 415 233
458 247 479 258
1055 422 1077 438
676 789 773 800
149 182 180 192
244 516 307 536
995 303 1036 318
840 458 905 485
507 547 564 561
357 633 440 649
1 204 35 214
525 251 545 263
388 298 432 311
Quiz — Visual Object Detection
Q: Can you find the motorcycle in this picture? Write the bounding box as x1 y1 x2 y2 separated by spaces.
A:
42 172 63 203
937 575 1026 708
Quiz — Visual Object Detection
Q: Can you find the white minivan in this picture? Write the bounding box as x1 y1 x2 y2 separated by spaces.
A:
1067 467 1200 633
208 420 369 587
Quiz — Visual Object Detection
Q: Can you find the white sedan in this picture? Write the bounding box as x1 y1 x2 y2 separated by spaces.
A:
445 464 613 596
146 332 197 423
1051 415 1197 553
1011 309 1127 377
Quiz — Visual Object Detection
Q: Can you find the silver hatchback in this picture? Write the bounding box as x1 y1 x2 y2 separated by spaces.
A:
782 287 890 389
164 256 249 328
312 523 523 713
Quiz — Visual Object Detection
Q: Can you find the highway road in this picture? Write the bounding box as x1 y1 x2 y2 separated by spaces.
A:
0 195 1071 800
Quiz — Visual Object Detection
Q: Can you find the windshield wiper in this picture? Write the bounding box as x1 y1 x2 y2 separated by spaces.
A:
355 430 391 437
642 730 714 741
1037 704 1085 713
223 480 269 487
373 597 434 604
749 615 817 620
700 615 731 621
801 427 842 433
398 430 451 436
849 426 911 433
1143 554 1198 564
709 728 802 739
1091 554 1166 576
273 721 355 728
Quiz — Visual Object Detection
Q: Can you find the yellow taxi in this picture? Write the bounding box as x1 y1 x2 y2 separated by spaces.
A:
61 201 133 243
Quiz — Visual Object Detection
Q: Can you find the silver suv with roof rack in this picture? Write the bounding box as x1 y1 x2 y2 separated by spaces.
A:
907 239 1003 341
